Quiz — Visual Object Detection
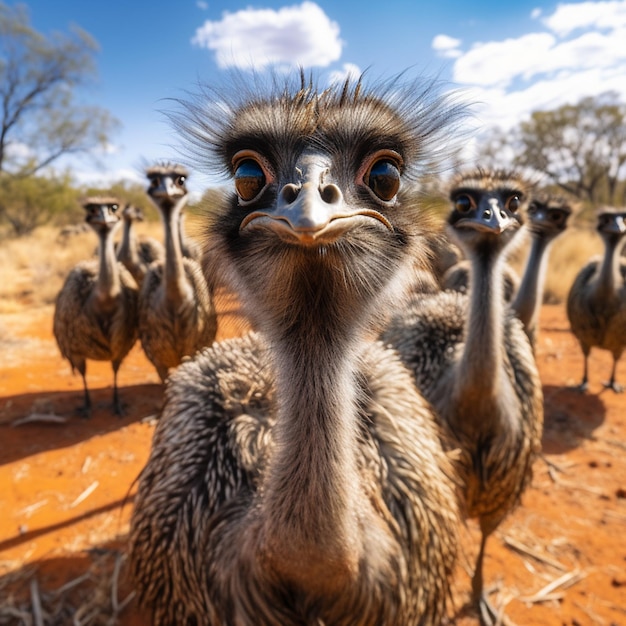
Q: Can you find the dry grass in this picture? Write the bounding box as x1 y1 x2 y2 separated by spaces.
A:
0 545 137 626
0 216 604 313
0 218 191 313
0 227 97 312
542 227 602 303
507 226 602 304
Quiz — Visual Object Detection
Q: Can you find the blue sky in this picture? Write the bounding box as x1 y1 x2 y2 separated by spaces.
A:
18 0 626 194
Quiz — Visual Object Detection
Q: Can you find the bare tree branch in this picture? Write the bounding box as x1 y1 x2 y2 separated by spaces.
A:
0 2 119 176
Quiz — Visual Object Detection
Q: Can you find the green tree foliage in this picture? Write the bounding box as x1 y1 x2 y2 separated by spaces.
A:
515 92 626 205
0 172 80 236
0 2 120 235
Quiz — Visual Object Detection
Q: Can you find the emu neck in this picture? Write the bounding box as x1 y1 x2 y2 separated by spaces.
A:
96 228 121 302
261 294 364 574
595 236 622 301
159 199 188 303
118 220 138 266
455 248 505 419
512 234 550 334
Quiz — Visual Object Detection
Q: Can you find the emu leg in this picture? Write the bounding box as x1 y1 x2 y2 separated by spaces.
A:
76 360 92 419
603 357 624 393
472 531 513 626
112 362 125 416
575 351 589 392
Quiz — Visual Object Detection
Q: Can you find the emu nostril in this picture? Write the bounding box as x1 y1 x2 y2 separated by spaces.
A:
482 209 492 219
280 183 300 204
320 184 341 204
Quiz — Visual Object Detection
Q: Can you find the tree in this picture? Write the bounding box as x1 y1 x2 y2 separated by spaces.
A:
0 172 79 236
469 126 515 173
0 2 119 176
0 3 120 235
513 92 626 206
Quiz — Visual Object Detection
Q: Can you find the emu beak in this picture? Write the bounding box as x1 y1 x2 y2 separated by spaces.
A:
457 197 517 234
612 214 626 234
150 177 185 200
87 204 119 227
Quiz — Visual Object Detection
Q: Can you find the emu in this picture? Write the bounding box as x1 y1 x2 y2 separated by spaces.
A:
116 203 165 285
382 168 543 625
512 193 572 348
567 207 626 392
53 197 138 417
138 164 217 381
129 74 468 625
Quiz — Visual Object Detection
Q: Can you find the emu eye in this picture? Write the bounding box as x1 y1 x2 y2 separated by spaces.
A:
365 159 400 201
176 175 186 186
234 159 267 202
454 194 473 213
149 176 158 188
110 204 119 212
507 195 521 212
551 211 564 223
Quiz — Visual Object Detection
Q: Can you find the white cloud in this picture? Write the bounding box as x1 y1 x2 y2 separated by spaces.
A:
542 0 626 37
453 33 555 87
453 26 626 89
196 1 208 9
463 64 626 132
99 141 120 156
530 8 542 19
5 141 34 162
327 63 362 85
432 34 462 58
434 0 626 130
191 1 343 70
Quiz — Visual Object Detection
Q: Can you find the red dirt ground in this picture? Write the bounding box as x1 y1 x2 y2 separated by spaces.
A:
1 300 625 625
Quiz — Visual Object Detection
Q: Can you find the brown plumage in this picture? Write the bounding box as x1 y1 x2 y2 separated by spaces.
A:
512 193 572 348
403 229 462 298
428 231 462 287
129 73 469 625
567 207 626 392
53 197 139 417
382 168 544 625
116 203 165 285
138 164 217 382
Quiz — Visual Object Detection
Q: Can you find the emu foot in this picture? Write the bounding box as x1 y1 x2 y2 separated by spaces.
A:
112 399 127 418
112 387 128 418
602 380 624 393
477 593 514 626
573 380 588 393
75 403 92 419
